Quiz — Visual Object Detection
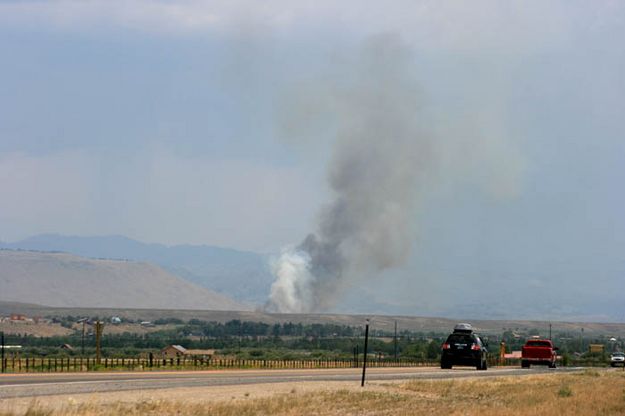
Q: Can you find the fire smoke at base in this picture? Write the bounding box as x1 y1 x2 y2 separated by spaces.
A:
266 35 429 313
268 248 315 314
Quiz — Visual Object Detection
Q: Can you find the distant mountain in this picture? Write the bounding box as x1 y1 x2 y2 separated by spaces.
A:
0 234 274 305
0 250 247 310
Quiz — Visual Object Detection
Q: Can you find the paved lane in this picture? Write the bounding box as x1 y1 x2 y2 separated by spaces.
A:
0 367 583 399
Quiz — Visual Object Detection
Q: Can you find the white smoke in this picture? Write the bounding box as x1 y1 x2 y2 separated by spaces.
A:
268 248 315 314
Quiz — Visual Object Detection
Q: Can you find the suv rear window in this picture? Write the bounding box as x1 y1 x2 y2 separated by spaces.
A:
447 334 474 343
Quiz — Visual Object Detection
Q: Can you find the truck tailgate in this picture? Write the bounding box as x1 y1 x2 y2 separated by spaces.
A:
523 347 553 359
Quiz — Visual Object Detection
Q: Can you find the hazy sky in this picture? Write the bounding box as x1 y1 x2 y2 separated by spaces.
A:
1 1 624 319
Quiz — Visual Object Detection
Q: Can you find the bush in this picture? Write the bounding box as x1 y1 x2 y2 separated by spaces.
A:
558 385 573 397
561 353 570 367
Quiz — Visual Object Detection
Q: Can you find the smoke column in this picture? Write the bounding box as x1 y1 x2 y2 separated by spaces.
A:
267 35 431 313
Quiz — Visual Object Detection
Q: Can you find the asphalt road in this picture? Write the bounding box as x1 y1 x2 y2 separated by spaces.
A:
0 367 583 399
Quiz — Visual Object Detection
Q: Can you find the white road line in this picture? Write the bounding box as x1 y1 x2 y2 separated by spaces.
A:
0 377 196 389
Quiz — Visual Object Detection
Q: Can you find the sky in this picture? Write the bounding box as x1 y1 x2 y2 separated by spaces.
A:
1 1 624 319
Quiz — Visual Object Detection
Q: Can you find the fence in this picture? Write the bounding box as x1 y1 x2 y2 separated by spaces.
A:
3 356 579 373
0 357 439 373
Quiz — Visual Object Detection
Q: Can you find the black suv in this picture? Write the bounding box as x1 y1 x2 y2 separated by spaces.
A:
441 323 488 370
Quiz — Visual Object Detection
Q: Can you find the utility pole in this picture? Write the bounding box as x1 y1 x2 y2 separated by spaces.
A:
549 323 552 340
361 319 370 387
580 327 584 353
95 321 103 365
238 321 242 354
81 321 86 356
1 331 4 373
394 321 398 361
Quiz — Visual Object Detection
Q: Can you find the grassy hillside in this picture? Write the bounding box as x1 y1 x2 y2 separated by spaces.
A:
0 250 248 311
0 234 274 304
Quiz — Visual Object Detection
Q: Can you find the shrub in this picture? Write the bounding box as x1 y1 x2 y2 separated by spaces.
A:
558 385 573 397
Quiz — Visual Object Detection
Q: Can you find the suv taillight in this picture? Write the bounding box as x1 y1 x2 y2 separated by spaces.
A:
471 344 481 351
442 343 451 350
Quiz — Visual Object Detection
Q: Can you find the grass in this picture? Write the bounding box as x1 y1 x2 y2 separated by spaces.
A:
2 370 625 415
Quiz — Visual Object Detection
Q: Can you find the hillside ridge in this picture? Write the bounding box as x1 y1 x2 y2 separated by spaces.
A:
0 250 248 311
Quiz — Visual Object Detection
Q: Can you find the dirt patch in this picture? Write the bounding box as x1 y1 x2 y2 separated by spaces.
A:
0 321 177 338
0 322 72 337
71 323 176 335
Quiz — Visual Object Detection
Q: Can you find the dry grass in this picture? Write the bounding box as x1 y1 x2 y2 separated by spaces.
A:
2 370 625 415
396 369 625 415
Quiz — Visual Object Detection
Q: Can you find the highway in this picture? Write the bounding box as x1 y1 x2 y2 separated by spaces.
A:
0 367 582 399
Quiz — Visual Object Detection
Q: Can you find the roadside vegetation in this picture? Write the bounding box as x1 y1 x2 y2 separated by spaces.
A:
3 317 620 366
4 318 445 361
1 370 624 415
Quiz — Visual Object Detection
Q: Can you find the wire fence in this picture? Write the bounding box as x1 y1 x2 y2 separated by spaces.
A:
0 357 439 373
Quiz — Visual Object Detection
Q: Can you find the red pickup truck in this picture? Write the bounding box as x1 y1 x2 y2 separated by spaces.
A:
521 338 558 368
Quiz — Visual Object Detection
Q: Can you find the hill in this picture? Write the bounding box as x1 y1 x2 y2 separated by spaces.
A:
0 234 274 305
0 250 248 310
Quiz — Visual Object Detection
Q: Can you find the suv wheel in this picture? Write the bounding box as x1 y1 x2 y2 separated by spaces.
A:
521 360 530 369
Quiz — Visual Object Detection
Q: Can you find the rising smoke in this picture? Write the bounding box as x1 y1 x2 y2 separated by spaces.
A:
266 35 433 313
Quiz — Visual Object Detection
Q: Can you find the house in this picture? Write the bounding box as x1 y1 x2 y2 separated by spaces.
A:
10 314 33 322
110 316 122 324
60 344 75 352
161 345 188 359
160 345 216 359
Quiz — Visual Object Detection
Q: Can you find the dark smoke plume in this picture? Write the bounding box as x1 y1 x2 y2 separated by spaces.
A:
267 35 431 313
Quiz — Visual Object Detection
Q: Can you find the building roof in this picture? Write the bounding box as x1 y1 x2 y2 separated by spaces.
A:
163 345 188 354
